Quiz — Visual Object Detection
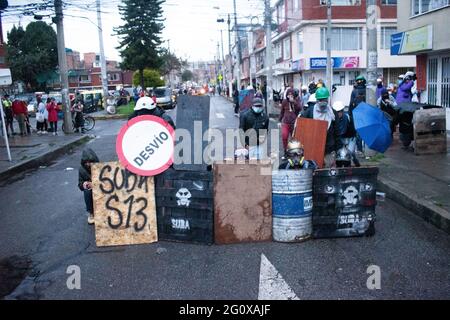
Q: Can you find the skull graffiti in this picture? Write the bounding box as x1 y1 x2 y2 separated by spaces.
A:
176 188 192 207
342 185 359 206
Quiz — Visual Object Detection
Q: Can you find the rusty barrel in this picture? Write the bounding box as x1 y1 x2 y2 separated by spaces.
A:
272 169 313 242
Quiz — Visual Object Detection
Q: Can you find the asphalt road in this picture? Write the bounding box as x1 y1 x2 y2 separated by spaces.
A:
0 96 449 300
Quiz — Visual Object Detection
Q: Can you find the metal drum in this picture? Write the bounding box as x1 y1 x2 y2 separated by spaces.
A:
272 169 313 242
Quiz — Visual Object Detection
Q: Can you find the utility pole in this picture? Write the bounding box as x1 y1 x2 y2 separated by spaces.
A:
220 29 225 90
54 0 71 134
233 0 241 89
366 0 378 107
96 0 108 110
264 0 274 116
227 14 232 96
326 0 332 96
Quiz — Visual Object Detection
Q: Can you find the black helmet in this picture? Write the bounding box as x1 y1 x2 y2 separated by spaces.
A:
336 147 351 167
293 88 299 98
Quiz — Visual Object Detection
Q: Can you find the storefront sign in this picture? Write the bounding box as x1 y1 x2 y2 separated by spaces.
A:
391 25 433 55
291 59 305 72
310 57 359 69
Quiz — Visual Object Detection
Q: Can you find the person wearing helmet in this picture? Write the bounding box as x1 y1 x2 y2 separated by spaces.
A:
308 81 317 94
377 88 398 136
301 85 310 108
396 71 415 104
376 78 385 100
128 96 175 129
278 139 318 170
332 101 360 167
279 88 301 150
239 96 269 159
349 75 366 153
306 93 316 110
302 87 341 168
335 146 352 168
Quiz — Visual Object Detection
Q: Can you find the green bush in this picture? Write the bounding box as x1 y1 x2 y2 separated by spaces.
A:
133 69 164 88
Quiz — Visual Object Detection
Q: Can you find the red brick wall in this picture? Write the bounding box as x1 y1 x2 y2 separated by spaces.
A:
301 0 396 20
0 44 6 68
416 54 427 91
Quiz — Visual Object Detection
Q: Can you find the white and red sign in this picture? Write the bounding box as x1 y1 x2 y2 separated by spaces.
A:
116 115 175 176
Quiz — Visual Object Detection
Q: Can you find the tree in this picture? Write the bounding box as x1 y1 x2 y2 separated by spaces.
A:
133 69 164 89
159 48 186 77
181 70 193 82
115 0 165 88
6 21 58 92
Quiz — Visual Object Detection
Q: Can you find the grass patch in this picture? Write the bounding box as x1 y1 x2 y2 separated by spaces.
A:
117 101 135 116
367 153 385 162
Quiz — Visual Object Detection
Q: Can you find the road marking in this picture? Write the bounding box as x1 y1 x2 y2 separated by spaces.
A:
258 253 299 300
216 113 225 119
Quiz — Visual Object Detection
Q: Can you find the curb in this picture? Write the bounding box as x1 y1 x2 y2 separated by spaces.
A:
0 135 91 182
91 114 128 120
377 176 450 234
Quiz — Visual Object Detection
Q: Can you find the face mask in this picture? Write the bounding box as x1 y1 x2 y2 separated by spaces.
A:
317 101 328 112
252 106 263 113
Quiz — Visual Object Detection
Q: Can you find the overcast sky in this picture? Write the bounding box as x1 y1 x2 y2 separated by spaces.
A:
3 0 271 63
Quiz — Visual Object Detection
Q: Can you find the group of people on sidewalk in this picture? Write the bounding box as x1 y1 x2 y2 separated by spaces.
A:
232 70 418 167
1 94 88 137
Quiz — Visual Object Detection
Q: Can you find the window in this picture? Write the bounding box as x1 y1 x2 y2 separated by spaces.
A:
108 73 119 81
283 37 291 60
274 43 282 61
321 27 362 51
411 0 449 15
381 0 397 4
294 0 299 11
320 0 361 5
297 31 304 54
333 71 345 86
279 3 285 23
79 75 90 83
348 71 361 85
381 27 396 50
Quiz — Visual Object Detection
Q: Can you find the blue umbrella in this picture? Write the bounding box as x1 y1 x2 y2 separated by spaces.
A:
353 102 392 153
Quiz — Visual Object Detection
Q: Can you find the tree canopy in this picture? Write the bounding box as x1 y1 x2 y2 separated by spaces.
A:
132 69 164 88
115 0 165 88
6 21 58 92
181 70 193 82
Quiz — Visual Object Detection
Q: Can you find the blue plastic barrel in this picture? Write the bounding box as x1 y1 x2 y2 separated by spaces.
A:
272 169 313 242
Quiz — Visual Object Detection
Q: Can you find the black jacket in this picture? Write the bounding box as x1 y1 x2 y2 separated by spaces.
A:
239 108 269 147
128 107 175 129
302 106 341 155
78 148 100 191
349 84 366 117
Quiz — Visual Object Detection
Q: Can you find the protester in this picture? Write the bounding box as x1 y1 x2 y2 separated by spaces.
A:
335 146 352 168
239 95 269 159
46 97 59 136
78 148 100 225
279 88 301 150
302 87 340 167
376 78 385 100
396 72 415 104
128 96 175 129
377 88 398 135
12 97 28 136
349 75 367 153
301 85 310 109
233 85 240 116
332 101 360 167
278 139 317 170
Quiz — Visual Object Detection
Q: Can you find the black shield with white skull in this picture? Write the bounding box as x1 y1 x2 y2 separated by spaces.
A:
311 167 379 238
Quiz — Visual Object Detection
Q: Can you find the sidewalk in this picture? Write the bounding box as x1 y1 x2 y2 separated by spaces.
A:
89 109 128 120
0 132 90 182
362 133 450 234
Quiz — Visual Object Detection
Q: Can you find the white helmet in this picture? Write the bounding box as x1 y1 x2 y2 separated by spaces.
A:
308 93 316 103
134 96 156 111
301 85 308 91
405 71 415 78
332 101 345 112
376 78 382 83
398 74 405 79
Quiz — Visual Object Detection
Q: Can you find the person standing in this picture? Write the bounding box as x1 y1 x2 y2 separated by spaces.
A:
47 97 59 136
12 97 28 136
349 75 367 153
2 95 14 136
279 89 301 151
377 88 398 136
36 96 47 134
376 78 385 100
72 100 85 133
301 85 310 109
128 96 175 129
302 87 341 168
396 71 415 104
233 85 240 116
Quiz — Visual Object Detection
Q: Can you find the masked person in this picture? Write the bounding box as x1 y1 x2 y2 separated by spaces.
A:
396 72 415 104
349 75 366 153
376 78 385 100
377 88 398 136
332 101 360 167
239 95 269 160
335 146 352 168
278 139 317 170
279 88 301 150
78 148 100 225
128 96 175 129
301 85 310 109
302 87 340 168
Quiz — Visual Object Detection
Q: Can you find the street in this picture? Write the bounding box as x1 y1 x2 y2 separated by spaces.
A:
1 96 449 300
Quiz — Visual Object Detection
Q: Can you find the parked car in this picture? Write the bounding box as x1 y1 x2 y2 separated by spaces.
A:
154 87 176 109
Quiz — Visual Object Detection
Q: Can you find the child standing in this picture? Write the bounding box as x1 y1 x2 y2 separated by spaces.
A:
78 148 100 225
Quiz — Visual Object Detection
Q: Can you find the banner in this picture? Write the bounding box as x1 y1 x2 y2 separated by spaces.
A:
310 57 359 69
391 25 433 55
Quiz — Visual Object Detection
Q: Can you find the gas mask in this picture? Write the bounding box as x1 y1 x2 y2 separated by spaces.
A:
317 101 328 113
252 106 263 113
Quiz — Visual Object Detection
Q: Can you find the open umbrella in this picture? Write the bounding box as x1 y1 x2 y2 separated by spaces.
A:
353 102 392 153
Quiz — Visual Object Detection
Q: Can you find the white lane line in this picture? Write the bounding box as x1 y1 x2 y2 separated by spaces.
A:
216 113 225 119
258 253 299 300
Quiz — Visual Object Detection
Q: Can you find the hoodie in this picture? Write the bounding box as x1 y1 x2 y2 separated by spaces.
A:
78 148 100 191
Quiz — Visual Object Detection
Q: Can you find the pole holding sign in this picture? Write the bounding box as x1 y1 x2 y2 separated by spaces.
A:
116 115 175 176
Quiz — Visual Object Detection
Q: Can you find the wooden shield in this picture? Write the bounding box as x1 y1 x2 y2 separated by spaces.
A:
214 162 272 244
293 117 328 168
92 162 157 247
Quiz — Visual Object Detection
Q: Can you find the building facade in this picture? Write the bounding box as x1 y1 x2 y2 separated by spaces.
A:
395 0 450 127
